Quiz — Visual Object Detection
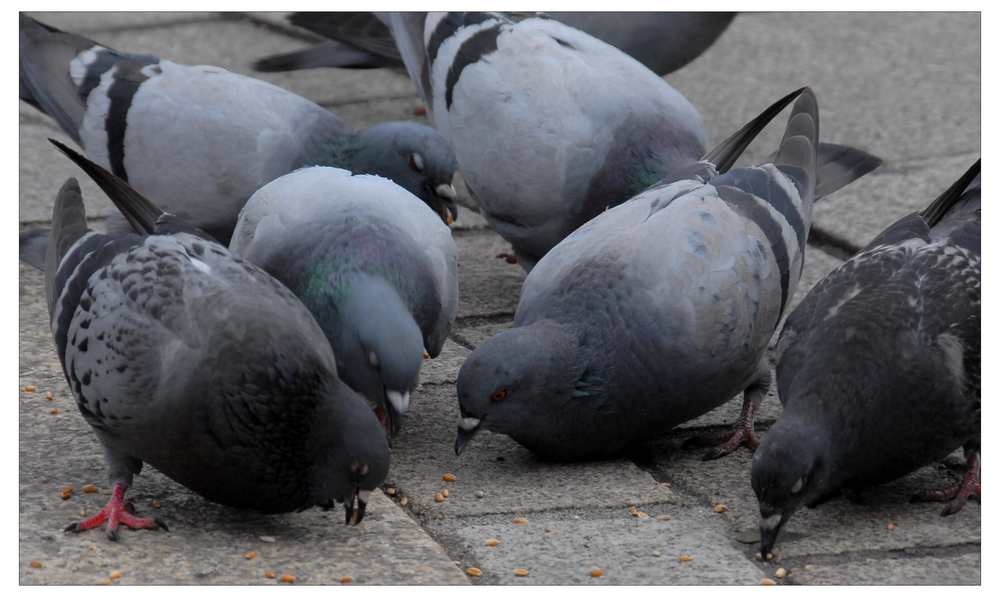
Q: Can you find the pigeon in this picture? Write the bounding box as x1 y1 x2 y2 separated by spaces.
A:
254 12 736 78
18 13 458 245
229 166 458 435
751 159 981 559
380 11 711 271
21 139 390 540
454 87 882 461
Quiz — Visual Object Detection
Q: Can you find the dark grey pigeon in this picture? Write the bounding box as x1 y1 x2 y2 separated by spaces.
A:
18 13 458 244
752 159 981 559
454 88 882 461
380 12 710 271
254 12 735 78
21 140 390 540
229 166 458 435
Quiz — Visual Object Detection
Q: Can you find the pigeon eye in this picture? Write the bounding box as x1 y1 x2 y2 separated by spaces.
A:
491 389 508 401
409 153 425 173
790 476 805 494
367 349 380 369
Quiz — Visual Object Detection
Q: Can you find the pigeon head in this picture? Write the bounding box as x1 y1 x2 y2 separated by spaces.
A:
352 122 458 224
750 415 833 558
335 276 425 435
311 382 391 525
455 322 591 459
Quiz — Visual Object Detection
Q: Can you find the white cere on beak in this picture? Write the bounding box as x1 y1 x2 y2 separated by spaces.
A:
790 477 804 494
436 183 457 198
760 514 782 530
459 416 481 430
357 489 372 504
387 390 410 414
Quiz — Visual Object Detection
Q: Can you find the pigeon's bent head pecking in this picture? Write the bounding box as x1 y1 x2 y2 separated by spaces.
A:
335 276 425 435
751 415 833 558
310 383 391 525
352 122 458 224
455 321 594 460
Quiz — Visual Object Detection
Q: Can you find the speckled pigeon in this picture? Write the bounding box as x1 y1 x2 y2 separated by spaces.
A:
23 139 390 540
380 11 710 271
752 159 981 558
18 13 458 244
229 167 458 435
254 12 735 78
454 87 882 461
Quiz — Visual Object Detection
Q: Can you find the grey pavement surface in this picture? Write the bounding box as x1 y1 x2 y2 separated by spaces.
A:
19 11 980 585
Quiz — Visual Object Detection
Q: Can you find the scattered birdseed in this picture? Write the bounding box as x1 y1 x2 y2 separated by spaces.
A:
678 556 693 562
805 564 814 568
246 551 256 560
94 578 111 585
260 536 276 543
514 569 528 577
386 488 396 496
637 511 650 517
656 515 672 521
280 574 295 583
442 489 450 498
88 546 96 551
414 105 427 116
29 561 42 568
110 571 121 579
152 501 161 509
434 493 444 502
887 523 895 530
423 351 430 358
400 497 408 506
755 552 774 560
467 567 482 577
661 482 671 487
101 489 112 496
60 485 73 493
514 517 528 523
475 491 485 499
25 386 36 392
61 491 71 500
50 409 59 415
82 485 98 493
762 579 776 585
653 552 661 557
740 459 748 464
265 571 275 579
486 539 499 546
46 392 53 400
80 509 86 517
713 504 727 513
630 507 638 516
590 569 603 577
340 576 353 583
545 527 552 532
775 568 787 579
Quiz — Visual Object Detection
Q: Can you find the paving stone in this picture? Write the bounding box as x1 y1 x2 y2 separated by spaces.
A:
783 552 981 585
452 232 527 318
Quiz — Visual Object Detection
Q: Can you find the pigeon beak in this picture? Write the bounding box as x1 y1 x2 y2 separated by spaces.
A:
434 183 459 225
384 390 409 436
455 416 483 456
758 512 784 559
344 488 371 526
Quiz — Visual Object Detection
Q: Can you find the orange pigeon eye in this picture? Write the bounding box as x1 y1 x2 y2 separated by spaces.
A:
491 390 507 401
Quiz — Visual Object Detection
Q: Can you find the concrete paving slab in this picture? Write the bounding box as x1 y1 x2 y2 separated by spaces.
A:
430 507 766 585
418 339 469 386
25 12 219 33
453 231 527 318
784 552 981 585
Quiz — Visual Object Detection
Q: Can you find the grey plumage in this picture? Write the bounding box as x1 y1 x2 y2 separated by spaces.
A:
752 159 981 558
254 12 735 77
381 12 710 271
29 140 389 540
454 88 881 461
229 166 458 435
18 13 459 244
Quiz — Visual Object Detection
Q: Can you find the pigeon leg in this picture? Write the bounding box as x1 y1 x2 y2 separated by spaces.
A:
64 483 168 541
684 362 771 460
911 446 981 516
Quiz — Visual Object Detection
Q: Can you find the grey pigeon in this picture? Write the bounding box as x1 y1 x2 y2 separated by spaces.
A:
752 159 981 559
22 139 390 540
381 11 710 271
454 87 882 461
254 12 735 78
229 167 458 434
18 13 459 244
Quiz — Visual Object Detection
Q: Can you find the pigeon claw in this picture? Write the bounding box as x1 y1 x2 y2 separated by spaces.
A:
910 452 981 516
63 482 167 541
683 398 760 460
